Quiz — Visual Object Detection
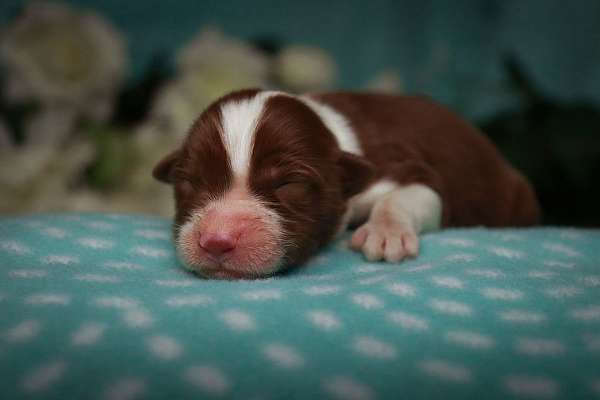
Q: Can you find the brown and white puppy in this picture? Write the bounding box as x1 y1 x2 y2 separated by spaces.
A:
153 89 540 280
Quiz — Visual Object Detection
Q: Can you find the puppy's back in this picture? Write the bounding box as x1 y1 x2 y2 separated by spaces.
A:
310 92 541 227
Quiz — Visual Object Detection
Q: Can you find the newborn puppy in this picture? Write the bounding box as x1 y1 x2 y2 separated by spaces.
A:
153 89 540 279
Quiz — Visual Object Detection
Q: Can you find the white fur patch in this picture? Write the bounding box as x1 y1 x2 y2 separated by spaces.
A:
219 91 281 176
347 179 398 226
220 91 362 183
349 183 442 262
299 96 363 155
389 184 442 233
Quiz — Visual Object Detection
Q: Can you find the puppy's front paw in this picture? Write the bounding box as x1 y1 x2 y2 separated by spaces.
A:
349 221 419 262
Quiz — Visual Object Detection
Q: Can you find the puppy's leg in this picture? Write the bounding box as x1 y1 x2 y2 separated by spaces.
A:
350 183 442 262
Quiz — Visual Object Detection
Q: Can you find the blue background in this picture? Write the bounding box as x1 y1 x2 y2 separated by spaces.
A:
2 0 599 118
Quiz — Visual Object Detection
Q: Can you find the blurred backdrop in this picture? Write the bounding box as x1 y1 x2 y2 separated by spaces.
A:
0 0 599 226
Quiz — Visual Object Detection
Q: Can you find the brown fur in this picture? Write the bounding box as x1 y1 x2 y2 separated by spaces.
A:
311 92 541 227
153 89 540 273
249 95 374 265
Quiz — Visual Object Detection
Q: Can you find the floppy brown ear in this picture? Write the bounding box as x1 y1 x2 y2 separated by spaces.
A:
338 151 376 198
152 149 181 184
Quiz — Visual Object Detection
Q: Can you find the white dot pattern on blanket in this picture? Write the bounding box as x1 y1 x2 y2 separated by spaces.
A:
9 269 48 278
480 287 524 301
241 289 283 301
431 275 465 289
25 293 70 305
429 299 473 316
303 284 342 296
515 337 566 356
351 293 384 309
386 282 417 297
499 310 547 324
324 376 375 400
570 305 600 322
146 335 183 360
445 330 495 350
262 343 305 368
165 294 215 307
307 310 342 331
123 309 154 329
77 237 115 250
4 319 42 343
102 378 145 400
504 375 559 398
419 359 472 383
387 310 429 332
1 239 31 255
39 226 68 239
219 309 257 332
184 365 230 395
352 336 397 359
70 322 106 346
41 254 79 265
21 360 67 393
0 214 599 399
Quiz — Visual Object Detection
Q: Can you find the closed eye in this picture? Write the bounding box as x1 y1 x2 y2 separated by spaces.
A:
274 179 312 201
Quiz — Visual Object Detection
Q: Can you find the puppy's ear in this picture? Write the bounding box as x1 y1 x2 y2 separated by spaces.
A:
152 149 181 184
338 151 376 198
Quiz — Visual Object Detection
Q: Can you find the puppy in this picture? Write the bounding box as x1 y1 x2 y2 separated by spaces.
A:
153 89 540 279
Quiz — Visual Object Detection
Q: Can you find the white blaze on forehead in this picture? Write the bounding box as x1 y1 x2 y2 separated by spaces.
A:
219 91 283 176
219 91 365 178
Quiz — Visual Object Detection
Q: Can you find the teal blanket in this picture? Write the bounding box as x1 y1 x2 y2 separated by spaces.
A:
1 213 599 399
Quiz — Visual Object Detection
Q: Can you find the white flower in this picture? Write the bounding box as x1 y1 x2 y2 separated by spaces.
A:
143 28 270 140
0 144 54 187
0 1 127 121
274 45 337 92
22 106 77 147
177 27 269 81
59 129 175 216
365 69 403 93
0 139 95 213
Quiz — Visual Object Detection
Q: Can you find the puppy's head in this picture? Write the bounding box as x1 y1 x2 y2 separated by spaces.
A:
153 89 374 279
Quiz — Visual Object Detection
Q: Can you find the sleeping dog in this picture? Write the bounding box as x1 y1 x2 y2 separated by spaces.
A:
153 89 540 279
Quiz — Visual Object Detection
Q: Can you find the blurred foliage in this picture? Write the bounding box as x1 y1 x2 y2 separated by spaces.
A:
480 57 600 227
112 55 171 127
84 123 133 190
0 3 359 216
0 98 38 144
1 1 598 225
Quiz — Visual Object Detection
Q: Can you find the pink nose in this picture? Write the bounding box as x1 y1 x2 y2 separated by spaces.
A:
199 233 237 258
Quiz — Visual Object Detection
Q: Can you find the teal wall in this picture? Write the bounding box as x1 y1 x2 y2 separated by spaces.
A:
2 0 599 118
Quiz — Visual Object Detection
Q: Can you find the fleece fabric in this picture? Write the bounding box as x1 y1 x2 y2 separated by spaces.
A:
1 213 599 399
